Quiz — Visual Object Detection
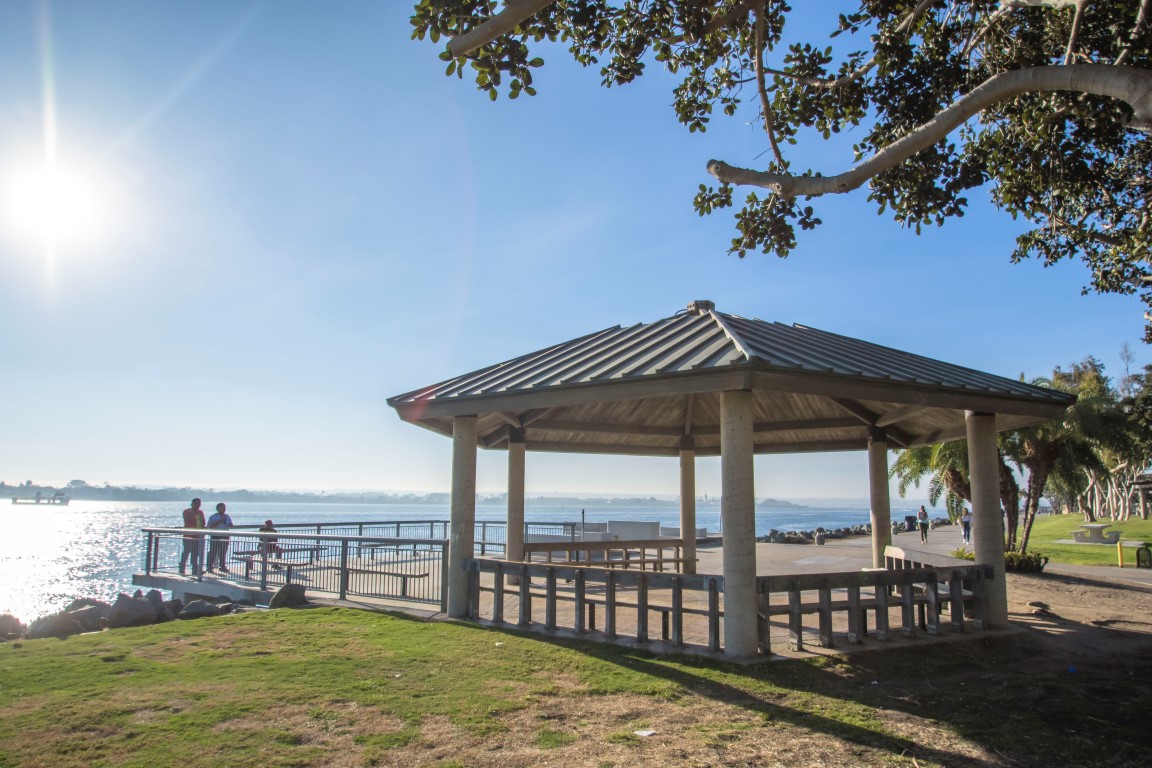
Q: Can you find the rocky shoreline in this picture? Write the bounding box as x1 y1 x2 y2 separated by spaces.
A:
756 517 952 545
0 584 310 642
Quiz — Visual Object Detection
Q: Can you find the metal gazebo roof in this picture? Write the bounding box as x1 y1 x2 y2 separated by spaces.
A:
388 301 1074 456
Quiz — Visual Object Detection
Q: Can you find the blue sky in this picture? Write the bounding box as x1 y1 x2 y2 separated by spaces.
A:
0 1 1144 500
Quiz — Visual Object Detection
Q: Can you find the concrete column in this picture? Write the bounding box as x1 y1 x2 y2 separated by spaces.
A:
506 428 526 585
720 390 758 656
867 428 892 569
447 415 478 618
679 435 697 575
966 410 1007 627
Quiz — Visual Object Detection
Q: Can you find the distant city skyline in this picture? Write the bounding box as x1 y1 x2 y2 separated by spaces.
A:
1 2 1144 502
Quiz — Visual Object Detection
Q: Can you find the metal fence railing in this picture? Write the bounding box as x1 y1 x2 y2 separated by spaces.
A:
142 528 448 608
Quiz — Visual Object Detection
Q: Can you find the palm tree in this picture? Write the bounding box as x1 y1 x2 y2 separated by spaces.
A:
892 441 1022 549
1007 359 1125 553
890 442 970 519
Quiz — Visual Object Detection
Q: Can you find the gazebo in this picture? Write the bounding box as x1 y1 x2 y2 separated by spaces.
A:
388 301 1074 655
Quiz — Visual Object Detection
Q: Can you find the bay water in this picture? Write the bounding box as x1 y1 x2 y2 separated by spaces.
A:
0 499 897 623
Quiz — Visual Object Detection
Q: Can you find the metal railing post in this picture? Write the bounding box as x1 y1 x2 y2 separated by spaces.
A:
339 540 350 600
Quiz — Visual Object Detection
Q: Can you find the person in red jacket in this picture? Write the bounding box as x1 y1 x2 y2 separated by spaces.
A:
179 498 206 576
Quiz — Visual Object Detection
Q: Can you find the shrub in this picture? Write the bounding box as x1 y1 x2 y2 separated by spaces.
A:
1004 550 1049 573
950 547 975 561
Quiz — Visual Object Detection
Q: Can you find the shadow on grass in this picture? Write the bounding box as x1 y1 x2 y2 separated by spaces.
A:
451 610 1152 768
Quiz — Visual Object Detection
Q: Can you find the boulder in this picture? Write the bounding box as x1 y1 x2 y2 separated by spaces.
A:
27 612 84 639
108 593 160 629
269 583 308 609
144 590 171 622
177 599 223 619
64 597 110 613
0 613 26 638
67 604 110 632
164 598 184 617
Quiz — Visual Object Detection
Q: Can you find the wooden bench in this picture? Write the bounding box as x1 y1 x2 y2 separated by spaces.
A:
342 567 429 598
234 556 298 582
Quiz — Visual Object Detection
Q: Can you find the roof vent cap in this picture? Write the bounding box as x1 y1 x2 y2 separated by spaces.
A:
686 300 715 315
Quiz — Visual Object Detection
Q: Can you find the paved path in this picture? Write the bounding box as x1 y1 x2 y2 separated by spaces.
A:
694 521 1152 586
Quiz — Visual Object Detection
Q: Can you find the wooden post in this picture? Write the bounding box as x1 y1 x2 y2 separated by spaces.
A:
867 428 892 569
493 564 505 624
949 571 966 632
788 586 804 652
545 568 557 630
573 570 586 633
447 415 478 618
707 577 721 653
721 389 758 656
818 586 834 648
847 585 862 644
679 436 697 574
924 574 940 635
507 429 526 586
636 573 649 642
671 577 684 646
873 581 890 641
605 571 617 639
966 411 1008 627
900 573 916 637
518 565 531 626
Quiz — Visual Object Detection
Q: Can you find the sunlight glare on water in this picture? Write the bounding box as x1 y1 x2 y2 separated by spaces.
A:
0 501 161 624
0 499 882 623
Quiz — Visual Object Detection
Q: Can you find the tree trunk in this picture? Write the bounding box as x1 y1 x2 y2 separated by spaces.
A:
1019 466 1052 554
999 458 1020 551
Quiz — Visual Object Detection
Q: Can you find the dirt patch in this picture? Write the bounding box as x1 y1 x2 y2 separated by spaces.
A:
337 573 1152 768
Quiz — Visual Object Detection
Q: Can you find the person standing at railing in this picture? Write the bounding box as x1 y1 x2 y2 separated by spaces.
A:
206 502 234 573
179 498 206 576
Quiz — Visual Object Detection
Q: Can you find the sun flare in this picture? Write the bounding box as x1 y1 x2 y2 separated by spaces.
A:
2 162 109 251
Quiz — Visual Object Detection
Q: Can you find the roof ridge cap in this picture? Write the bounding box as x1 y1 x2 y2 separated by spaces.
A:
710 310 757 363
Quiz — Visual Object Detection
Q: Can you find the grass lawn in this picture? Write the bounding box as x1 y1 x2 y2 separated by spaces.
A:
1023 514 1152 566
2 604 1151 767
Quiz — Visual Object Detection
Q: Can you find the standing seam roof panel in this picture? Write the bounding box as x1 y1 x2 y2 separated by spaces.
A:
786 323 1041 396
583 314 729 381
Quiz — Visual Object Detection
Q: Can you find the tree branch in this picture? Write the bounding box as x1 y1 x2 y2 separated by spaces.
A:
1116 0 1152 65
1063 0 1087 65
707 64 1152 197
446 0 556 58
761 0 936 90
753 8 785 166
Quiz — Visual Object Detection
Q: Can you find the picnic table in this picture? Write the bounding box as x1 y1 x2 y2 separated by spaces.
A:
1071 523 1121 544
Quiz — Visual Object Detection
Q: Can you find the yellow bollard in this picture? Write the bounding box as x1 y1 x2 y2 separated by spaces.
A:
1118 539 1125 568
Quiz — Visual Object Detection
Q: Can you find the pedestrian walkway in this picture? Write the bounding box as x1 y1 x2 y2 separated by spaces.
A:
698 522 1152 587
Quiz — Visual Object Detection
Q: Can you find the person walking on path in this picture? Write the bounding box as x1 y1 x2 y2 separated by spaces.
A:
179 498 206 576
959 508 973 545
917 505 930 544
206 502 234 573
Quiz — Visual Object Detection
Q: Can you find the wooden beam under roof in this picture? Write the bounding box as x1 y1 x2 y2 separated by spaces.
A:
874 404 934 427
524 416 866 440
830 398 913 448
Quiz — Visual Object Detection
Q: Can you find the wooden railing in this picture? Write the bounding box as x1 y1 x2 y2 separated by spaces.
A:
467 552 992 657
757 559 993 653
521 538 689 572
465 558 723 651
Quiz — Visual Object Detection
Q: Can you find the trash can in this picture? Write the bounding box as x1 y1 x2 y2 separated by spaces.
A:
904 516 918 533
1137 544 1152 570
